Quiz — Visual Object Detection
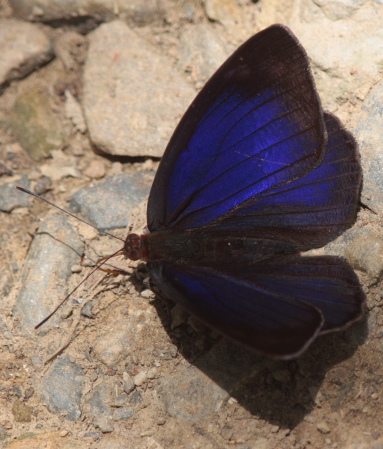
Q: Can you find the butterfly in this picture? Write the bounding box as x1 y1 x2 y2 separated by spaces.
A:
118 24 364 358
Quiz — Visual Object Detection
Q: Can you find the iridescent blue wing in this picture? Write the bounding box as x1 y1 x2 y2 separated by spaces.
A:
148 261 323 358
148 24 326 232
145 25 364 358
147 255 364 358
240 255 364 334
207 112 362 250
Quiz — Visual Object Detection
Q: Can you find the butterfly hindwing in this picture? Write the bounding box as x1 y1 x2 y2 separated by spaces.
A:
207 112 362 250
148 254 364 358
239 255 364 334
147 261 324 358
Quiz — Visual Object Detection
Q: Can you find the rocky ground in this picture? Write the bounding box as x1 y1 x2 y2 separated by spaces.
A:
1 0 383 448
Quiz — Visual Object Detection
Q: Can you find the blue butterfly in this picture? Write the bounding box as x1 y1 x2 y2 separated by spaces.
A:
124 24 364 359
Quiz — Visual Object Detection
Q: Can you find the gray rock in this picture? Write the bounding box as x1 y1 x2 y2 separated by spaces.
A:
33 175 52 196
343 231 383 280
0 19 53 87
83 20 196 157
14 215 84 331
92 313 151 366
112 393 128 407
81 300 95 319
112 407 134 421
10 90 65 160
128 390 142 406
258 2 383 103
178 24 230 85
311 0 366 21
40 356 84 421
352 79 383 218
157 341 264 423
84 378 135 428
9 0 164 26
204 0 247 32
84 379 115 420
0 173 30 212
308 226 383 281
70 172 152 231
157 363 228 424
95 417 114 433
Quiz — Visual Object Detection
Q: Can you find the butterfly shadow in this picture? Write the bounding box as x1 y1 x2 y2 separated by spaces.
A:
150 294 368 429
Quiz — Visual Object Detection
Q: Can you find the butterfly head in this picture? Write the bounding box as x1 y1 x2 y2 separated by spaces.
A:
124 233 147 261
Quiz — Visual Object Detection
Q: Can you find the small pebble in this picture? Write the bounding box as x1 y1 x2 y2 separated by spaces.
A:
112 407 134 421
89 371 98 382
60 308 73 320
168 344 178 358
317 422 330 434
83 431 100 440
171 304 189 328
147 368 157 379
112 393 128 407
71 140 86 156
129 391 142 406
3 421 12 430
59 430 68 437
81 301 95 319
157 417 166 425
95 418 114 433
24 387 34 402
34 176 52 195
83 160 106 179
123 372 135 394
141 289 155 299
71 264 82 273
271 368 291 384
134 372 147 386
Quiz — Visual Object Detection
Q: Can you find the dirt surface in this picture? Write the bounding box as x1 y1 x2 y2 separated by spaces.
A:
1 1 383 449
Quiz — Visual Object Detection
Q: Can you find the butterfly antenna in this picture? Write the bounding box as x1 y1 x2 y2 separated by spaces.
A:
16 186 125 242
35 247 125 329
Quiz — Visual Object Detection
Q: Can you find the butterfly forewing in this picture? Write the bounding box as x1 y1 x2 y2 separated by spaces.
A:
147 24 326 232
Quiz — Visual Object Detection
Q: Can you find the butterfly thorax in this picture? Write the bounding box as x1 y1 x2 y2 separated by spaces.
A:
124 230 297 269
